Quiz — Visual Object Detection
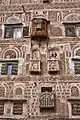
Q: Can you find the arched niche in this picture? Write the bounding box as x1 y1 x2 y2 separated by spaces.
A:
15 87 22 96
31 49 40 60
47 47 59 59
13 86 24 98
71 86 79 97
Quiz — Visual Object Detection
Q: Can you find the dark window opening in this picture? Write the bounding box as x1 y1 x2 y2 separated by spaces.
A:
43 0 50 3
41 87 52 92
23 26 29 37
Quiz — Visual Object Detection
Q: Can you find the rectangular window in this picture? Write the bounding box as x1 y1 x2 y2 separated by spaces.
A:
0 61 18 75
43 0 50 3
74 63 80 74
13 102 23 115
4 24 30 39
7 64 12 75
40 87 54 112
23 26 29 37
41 87 52 92
64 23 80 37
71 101 80 115
0 102 4 115
4 24 22 39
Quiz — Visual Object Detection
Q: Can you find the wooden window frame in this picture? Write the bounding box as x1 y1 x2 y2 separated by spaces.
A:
0 60 18 75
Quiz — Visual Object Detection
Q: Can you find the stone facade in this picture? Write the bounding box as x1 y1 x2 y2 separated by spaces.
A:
0 0 80 120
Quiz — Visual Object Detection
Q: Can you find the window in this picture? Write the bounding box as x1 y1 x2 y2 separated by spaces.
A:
64 23 80 37
74 62 80 74
71 101 80 115
13 102 23 115
4 24 29 38
40 87 54 112
43 0 50 3
0 61 18 75
0 102 4 115
41 87 52 92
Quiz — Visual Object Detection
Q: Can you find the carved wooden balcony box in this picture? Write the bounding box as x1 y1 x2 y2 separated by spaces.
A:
29 59 41 73
47 59 60 73
39 92 55 108
31 17 49 39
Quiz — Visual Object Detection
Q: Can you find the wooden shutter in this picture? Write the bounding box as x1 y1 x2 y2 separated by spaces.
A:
23 26 29 37
4 27 12 38
0 102 4 115
1 63 6 75
12 61 18 75
75 63 80 74
13 102 23 115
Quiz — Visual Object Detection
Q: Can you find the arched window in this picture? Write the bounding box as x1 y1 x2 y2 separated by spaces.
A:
71 86 79 97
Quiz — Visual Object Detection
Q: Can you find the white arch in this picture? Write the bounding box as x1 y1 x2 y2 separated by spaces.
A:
1 47 20 59
5 15 21 24
63 13 80 22
74 47 80 56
